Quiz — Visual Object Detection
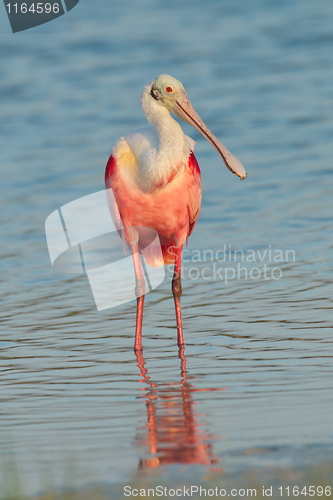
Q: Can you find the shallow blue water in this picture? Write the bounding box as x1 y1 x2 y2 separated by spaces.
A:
0 0 333 496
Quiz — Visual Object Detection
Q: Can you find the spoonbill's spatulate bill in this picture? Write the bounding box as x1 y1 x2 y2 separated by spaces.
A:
105 74 247 351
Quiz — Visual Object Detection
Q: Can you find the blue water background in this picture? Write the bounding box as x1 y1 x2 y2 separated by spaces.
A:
0 0 333 496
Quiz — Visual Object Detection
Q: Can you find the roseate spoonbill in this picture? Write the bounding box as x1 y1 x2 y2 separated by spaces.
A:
105 74 246 351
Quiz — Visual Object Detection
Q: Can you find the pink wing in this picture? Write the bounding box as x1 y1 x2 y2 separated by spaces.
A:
187 152 202 237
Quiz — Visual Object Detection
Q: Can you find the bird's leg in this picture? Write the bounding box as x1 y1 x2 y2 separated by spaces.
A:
178 346 187 383
131 243 146 352
135 296 145 351
172 244 184 347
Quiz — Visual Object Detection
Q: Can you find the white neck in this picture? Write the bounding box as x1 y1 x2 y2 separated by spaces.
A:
137 84 190 192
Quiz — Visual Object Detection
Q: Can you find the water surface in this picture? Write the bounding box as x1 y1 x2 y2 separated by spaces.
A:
0 0 333 496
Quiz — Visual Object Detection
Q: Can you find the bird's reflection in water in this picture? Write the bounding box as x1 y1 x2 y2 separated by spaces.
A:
135 348 225 471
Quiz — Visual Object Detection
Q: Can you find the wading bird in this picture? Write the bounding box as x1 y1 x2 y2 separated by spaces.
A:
105 75 246 351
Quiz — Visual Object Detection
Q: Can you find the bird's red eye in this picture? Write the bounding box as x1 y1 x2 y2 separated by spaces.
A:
166 87 173 93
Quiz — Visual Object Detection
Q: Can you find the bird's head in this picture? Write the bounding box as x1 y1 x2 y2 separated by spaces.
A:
149 74 247 180
150 74 184 107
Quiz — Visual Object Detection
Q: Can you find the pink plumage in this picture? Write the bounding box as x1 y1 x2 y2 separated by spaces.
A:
105 74 246 351
105 151 202 266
